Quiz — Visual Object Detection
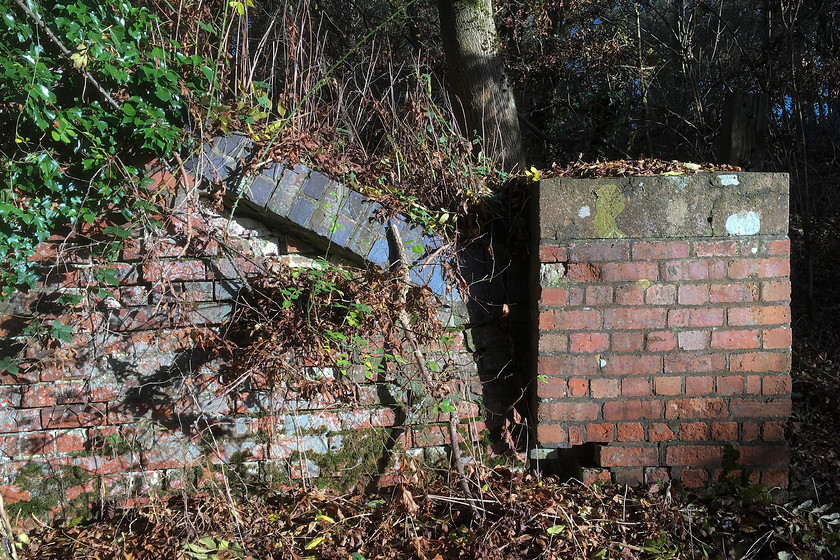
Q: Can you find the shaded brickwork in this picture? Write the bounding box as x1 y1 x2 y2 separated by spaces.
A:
0 156 480 519
533 173 792 488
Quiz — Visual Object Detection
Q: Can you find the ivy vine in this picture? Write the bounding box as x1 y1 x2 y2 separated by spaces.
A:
0 0 213 295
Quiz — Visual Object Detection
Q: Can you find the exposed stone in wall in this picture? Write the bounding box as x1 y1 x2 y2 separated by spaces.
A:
533 173 791 488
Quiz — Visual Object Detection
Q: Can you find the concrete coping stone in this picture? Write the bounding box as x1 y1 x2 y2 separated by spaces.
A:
537 173 789 241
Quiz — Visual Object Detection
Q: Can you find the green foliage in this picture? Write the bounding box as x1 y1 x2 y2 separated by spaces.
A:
0 0 212 295
183 536 246 559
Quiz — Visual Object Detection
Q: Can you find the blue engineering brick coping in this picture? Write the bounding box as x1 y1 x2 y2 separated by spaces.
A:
185 135 455 299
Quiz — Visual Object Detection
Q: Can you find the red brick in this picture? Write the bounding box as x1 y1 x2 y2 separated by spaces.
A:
762 280 791 302
600 262 660 282
665 398 726 419
763 328 792 349
663 260 726 281
539 310 557 330
580 467 611 485
679 422 709 441
540 378 567 398
55 430 87 453
590 378 619 398
541 287 568 306
617 422 645 442
668 308 724 328
729 398 791 418
0 409 40 433
604 308 666 330
694 240 737 257
585 286 613 306
540 244 569 263
646 331 676 352
568 378 589 396
649 423 674 441
763 421 786 441
678 330 708 351
603 400 661 421
666 445 723 466
539 402 600 421
142 260 206 282
614 468 645 486
568 287 584 306
680 468 710 487
568 425 585 445
665 353 726 373
728 305 790 326
761 469 789 488
654 376 682 395
566 263 601 282
622 378 651 397
709 283 759 303
601 354 662 376
538 354 598 376
711 422 738 441
678 284 710 305
738 445 789 466
539 333 568 353
746 375 762 393
612 332 645 352
730 352 791 373
762 374 792 395
644 467 671 485
598 445 658 467
711 329 760 350
20 432 54 456
685 376 714 395
645 284 676 305
570 241 630 262
615 284 645 305
742 422 759 440
727 258 790 280
537 424 567 445
557 309 602 331
21 384 56 408
569 332 609 353
41 405 106 429
587 423 615 442
763 239 791 255
716 375 745 395
633 241 690 260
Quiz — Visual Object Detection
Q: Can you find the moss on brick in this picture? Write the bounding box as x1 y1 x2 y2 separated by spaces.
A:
7 462 95 520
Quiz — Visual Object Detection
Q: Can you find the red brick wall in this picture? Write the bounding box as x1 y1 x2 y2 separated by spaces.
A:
534 174 792 488
0 185 480 517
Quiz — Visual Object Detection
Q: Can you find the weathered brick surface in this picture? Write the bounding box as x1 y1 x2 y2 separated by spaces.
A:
0 156 481 519
535 173 791 487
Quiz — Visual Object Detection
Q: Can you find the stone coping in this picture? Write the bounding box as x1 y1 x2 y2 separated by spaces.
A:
538 173 789 241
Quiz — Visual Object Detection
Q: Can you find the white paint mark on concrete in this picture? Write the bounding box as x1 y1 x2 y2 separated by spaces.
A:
719 174 740 186
578 205 591 218
725 210 761 235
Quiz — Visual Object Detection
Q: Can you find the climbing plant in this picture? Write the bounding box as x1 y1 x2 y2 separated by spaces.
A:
0 0 213 295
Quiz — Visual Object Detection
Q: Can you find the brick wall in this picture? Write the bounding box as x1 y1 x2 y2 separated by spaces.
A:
533 173 792 488
0 154 481 518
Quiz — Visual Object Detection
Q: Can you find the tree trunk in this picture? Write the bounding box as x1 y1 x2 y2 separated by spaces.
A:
438 0 524 171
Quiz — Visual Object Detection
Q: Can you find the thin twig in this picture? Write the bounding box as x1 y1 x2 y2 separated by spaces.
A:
386 221 481 518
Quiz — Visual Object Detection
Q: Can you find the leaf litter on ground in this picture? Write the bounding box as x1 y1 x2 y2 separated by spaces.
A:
14 465 840 559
